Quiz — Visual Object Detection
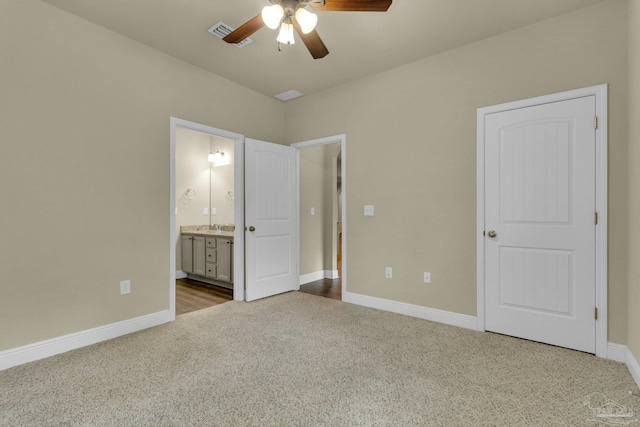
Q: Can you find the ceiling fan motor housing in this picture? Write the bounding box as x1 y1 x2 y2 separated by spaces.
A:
268 0 326 9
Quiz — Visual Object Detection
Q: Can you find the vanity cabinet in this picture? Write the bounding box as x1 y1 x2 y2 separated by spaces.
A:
181 233 233 284
181 234 206 276
215 237 233 283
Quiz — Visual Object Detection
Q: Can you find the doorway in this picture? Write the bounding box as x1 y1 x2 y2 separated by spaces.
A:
174 127 236 314
293 135 346 301
169 118 245 319
476 85 608 356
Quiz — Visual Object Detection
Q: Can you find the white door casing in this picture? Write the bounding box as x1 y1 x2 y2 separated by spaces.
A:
245 138 299 301
477 85 608 357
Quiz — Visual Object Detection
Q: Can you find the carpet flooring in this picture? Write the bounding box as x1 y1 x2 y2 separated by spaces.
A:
1 292 638 426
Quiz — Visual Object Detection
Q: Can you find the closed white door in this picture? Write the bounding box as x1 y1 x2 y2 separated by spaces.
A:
245 139 298 301
484 96 596 353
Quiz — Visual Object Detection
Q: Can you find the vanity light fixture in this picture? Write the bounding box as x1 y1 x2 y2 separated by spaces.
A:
208 150 225 163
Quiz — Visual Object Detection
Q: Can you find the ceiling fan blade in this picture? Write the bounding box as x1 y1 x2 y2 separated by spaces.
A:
223 14 265 44
293 21 329 59
311 0 392 12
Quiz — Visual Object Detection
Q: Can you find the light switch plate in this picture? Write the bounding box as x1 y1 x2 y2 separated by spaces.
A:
211 208 217 215
120 280 131 295
311 207 315 216
364 205 375 216
203 207 209 215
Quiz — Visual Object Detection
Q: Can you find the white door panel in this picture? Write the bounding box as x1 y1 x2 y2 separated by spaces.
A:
245 139 298 301
484 96 596 353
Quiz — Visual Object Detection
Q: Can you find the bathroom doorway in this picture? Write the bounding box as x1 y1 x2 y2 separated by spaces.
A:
175 128 236 314
169 118 245 317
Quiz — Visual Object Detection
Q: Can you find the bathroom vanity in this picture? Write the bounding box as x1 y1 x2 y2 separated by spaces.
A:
181 226 234 288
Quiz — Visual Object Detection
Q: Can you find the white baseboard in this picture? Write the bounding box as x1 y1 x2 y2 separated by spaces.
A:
342 291 477 330
176 270 187 279
626 346 640 389
0 310 173 371
300 271 325 285
300 270 340 285
325 270 339 279
605 343 640 389
607 342 627 363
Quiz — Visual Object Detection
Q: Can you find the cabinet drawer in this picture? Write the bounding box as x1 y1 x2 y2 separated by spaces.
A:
205 262 217 279
206 248 216 263
206 238 216 248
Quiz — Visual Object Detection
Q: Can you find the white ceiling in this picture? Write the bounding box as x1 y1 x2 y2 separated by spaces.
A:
40 0 604 99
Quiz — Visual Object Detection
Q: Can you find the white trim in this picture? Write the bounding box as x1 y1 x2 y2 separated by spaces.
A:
326 269 339 279
0 310 172 371
605 344 640 389
292 134 347 300
343 291 477 330
476 84 608 357
300 271 325 285
607 342 628 363
299 270 339 285
176 270 187 279
170 117 245 303
626 347 640 389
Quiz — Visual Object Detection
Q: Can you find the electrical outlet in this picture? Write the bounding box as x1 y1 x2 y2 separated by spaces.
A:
120 280 131 295
364 205 375 216
385 267 392 279
423 272 431 283
203 207 209 215
211 207 217 215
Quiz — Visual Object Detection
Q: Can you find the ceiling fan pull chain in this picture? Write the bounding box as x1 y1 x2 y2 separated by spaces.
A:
278 41 282 52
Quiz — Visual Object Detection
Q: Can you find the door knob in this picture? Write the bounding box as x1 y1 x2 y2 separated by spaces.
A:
249 226 256 232
487 230 497 238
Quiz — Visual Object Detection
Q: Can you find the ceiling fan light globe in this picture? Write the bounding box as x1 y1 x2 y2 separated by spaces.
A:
276 22 295 45
262 4 284 30
295 8 317 34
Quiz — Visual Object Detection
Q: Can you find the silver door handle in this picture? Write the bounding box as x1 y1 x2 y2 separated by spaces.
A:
487 230 497 238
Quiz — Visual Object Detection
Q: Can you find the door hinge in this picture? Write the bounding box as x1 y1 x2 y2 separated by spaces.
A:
595 212 598 225
595 307 598 320
594 116 598 130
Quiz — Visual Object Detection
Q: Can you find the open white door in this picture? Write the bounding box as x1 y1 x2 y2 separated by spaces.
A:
245 138 298 301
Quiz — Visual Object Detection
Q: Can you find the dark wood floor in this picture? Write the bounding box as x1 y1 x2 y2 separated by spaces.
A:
176 278 233 315
299 276 342 300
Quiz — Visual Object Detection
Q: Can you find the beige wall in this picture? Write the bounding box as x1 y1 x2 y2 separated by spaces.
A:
299 143 341 276
323 144 341 273
300 146 327 275
285 0 629 343
0 0 284 351
627 0 640 361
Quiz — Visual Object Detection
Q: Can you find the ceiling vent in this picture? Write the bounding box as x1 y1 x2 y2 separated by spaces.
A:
275 90 304 101
208 21 253 48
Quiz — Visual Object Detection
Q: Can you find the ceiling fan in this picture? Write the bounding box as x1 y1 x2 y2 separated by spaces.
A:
223 0 393 59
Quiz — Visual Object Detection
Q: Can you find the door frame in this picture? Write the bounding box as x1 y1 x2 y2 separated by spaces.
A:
169 117 246 317
292 134 347 300
476 85 608 357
